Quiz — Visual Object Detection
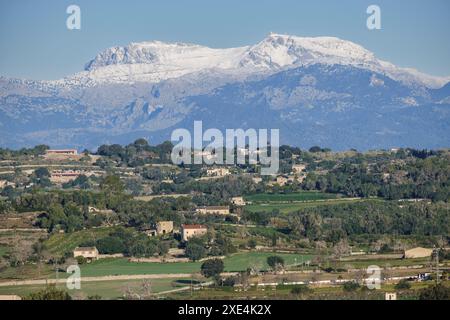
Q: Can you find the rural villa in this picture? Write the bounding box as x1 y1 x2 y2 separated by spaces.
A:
73 247 99 261
181 224 207 241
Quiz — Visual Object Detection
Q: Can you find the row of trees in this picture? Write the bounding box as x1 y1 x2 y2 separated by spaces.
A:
300 153 449 201
242 201 450 243
79 227 170 258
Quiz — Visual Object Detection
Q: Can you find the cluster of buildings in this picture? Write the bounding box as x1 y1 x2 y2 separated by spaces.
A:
44 149 81 161
265 163 308 186
195 206 230 215
206 167 230 177
140 221 210 242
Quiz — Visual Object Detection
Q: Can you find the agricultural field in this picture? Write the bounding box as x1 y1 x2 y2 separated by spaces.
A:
170 280 439 300
78 252 313 277
0 278 195 299
243 191 367 214
0 244 9 257
244 197 364 214
245 192 339 203
44 227 118 256
223 252 313 272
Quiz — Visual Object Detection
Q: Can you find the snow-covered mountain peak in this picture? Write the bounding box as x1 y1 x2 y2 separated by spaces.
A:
239 33 377 70
53 34 449 88
84 40 220 71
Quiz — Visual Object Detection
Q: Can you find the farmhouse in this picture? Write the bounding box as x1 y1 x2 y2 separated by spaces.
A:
46 149 78 155
144 221 174 237
231 197 246 206
196 206 230 215
88 206 114 215
206 168 230 177
0 180 14 188
403 247 433 259
181 224 207 241
73 247 99 261
156 221 174 235
50 170 82 183
50 170 100 184
268 175 291 186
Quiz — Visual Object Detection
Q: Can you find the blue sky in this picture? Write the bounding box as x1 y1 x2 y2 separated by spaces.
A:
0 0 449 80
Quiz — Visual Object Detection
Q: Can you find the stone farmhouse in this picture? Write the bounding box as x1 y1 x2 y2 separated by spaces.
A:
231 197 246 206
181 224 207 241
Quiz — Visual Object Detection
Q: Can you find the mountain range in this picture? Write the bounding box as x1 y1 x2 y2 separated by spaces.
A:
1 33 449 151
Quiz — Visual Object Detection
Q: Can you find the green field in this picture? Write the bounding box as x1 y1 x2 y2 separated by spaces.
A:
44 227 117 256
245 198 363 213
245 192 338 203
223 252 313 271
0 244 9 257
80 258 201 277
78 252 312 277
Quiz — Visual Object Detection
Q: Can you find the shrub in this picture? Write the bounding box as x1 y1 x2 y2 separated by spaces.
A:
291 285 312 296
267 256 285 271
418 283 450 300
76 256 87 265
343 281 360 292
395 279 411 290
25 285 71 300
96 236 125 254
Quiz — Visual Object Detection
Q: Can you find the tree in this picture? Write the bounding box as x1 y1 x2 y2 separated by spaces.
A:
96 236 125 254
201 258 224 284
247 239 257 249
291 285 312 298
267 256 285 272
100 175 124 194
343 281 360 292
394 279 411 290
25 285 72 300
158 242 170 256
333 239 350 259
76 256 87 265
185 242 207 261
309 146 323 153
418 283 450 300
34 167 50 179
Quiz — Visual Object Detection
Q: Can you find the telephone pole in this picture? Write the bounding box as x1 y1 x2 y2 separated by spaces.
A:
434 247 440 284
